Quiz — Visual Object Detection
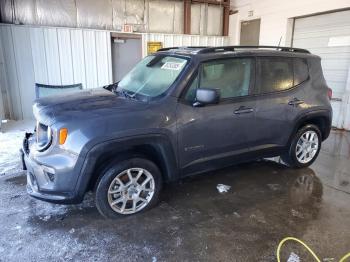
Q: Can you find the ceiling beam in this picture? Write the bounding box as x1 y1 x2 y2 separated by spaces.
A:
191 0 230 7
223 0 230 36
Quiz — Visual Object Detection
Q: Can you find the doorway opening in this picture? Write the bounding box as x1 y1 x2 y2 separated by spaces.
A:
240 19 261 45
111 33 142 82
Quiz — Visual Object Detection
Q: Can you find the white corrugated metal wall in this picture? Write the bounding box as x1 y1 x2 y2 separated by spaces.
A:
0 35 7 120
0 24 229 120
142 33 228 57
293 10 350 129
0 24 113 120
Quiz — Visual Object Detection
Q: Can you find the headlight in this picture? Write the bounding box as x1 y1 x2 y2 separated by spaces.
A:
36 121 52 151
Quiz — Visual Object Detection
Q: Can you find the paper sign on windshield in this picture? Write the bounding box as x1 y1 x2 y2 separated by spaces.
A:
161 61 185 70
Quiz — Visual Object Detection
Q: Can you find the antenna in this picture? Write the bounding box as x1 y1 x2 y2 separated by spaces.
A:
278 36 282 47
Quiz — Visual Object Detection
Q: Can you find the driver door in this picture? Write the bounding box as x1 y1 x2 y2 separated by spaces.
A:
177 57 258 175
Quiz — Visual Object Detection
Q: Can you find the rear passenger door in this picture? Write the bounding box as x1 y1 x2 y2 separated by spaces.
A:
253 56 309 149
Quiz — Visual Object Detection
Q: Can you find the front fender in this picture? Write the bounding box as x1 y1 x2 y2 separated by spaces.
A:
73 134 179 200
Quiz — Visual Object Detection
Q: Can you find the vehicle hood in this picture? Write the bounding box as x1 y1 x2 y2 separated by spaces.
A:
33 88 148 125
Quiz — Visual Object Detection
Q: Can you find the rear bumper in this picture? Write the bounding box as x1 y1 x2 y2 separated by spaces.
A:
22 134 84 204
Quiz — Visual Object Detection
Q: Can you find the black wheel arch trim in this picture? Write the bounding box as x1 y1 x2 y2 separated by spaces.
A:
292 109 332 142
73 134 179 201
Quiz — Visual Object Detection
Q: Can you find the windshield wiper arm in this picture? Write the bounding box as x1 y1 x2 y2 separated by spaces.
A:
104 82 119 92
117 89 137 100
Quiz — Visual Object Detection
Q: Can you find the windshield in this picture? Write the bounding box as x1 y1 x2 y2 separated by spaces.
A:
117 55 188 98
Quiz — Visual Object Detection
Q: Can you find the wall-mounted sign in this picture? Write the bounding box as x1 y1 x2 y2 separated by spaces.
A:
147 42 163 55
123 24 133 33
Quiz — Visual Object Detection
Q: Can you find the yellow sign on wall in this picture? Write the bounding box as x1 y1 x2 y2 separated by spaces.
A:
147 42 163 55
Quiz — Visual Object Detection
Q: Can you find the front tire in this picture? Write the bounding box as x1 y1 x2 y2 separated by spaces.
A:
95 158 162 218
281 124 322 168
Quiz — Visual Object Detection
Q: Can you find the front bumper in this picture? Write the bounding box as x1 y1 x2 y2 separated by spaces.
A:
22 133 83 204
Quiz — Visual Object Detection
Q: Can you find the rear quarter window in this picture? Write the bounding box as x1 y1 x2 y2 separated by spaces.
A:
255 56 310 95
294 58 309 85
256 57 294 94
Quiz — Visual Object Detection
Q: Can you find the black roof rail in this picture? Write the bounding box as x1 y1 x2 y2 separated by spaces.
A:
197 45 310 54
157 47 180 52
157 46 210 52
156 45 310 54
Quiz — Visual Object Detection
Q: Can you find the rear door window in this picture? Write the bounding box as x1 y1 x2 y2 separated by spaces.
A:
256 57 294 94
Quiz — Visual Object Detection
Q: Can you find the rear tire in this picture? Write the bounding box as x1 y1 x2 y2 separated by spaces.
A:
95 158 162 219
281 124 322 168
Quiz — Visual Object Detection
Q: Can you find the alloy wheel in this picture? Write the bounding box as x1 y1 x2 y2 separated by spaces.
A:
107 168 155 214
295 130 319 164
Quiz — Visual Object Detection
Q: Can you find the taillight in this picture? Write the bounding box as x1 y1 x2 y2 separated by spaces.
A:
327 88 332 100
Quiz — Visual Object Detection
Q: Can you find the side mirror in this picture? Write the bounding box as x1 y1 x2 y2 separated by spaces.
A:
194 88 220 106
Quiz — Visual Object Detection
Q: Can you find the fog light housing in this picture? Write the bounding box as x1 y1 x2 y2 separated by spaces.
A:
45 171 55 182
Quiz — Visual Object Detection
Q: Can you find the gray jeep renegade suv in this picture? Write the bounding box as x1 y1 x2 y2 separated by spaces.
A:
22 46 332 218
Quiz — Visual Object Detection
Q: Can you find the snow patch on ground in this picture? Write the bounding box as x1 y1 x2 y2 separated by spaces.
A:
216 183 231 193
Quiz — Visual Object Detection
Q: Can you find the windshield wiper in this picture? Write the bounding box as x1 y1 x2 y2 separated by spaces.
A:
104 82 119 92
116 89 137 100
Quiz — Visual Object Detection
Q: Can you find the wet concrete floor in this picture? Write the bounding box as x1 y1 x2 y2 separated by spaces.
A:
0 130 349 261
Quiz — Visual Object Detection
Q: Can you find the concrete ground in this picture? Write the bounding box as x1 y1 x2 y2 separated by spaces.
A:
0 122 349 261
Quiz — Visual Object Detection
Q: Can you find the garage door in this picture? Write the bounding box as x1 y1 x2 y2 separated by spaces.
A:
293 10 350 129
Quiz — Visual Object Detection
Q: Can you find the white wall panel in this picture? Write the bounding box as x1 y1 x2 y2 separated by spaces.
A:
199 36 209 46
44 28 61 85
70 29 87 88
142 33 229 57
173 35 183 47
163 35 174 47
30 27 48 85
182 35 191 46
57 28 74 84
0 26 18 119
11 26 35 120
83 30 98 89
207 36 217 46
0 83 4 120
191 36 200 46
0 24 113 119
106 31 112 84
0 26 21 119
95 31 110 86
0 37 6 119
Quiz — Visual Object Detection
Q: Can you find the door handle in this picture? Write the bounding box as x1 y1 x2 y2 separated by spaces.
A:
234 106 254 114
288 98 304 106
